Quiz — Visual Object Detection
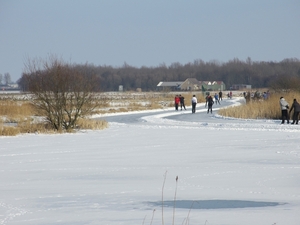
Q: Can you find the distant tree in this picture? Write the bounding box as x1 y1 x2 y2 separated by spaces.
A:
19 57 300 92
22 56 101 131
268 74 300 92
4 73 11 85
0 73 2 85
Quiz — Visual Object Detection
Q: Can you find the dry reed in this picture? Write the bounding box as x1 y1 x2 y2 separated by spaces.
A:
0 125 20 136
0 101 34 121
17 120 57 134
76 118 108 130
219 92 300 119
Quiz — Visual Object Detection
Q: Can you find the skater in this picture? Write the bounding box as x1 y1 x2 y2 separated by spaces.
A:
205 93 209 107
179 95 186 110
279 97 289 124
174 95 180 111
219 91 223 101
289 99 300 124
191 95 197 113
206 94 214 113
214 93 220 105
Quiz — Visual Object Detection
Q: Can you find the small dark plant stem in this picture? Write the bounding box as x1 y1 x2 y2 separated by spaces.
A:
162 171 167 225
150 209 155 225
172 176 178 225
142 215 146 225
185 201 195 225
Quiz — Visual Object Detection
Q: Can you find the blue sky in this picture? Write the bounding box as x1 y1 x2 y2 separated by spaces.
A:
1 0 300 82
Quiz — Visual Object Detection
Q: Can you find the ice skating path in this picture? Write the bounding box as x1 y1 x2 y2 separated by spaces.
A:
99 97 300 132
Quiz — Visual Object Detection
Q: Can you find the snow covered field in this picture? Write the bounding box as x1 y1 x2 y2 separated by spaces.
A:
1 98 299 225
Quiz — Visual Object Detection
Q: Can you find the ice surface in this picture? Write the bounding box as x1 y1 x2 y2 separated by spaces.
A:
1 98 299 225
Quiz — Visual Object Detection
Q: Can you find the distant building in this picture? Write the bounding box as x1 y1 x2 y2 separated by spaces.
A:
199 81 226 92
156 81 183 91
157 78 226 91
0 83 20 91
231 84 251 90
180 78 200 91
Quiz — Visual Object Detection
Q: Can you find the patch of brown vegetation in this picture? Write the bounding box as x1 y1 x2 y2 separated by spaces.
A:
218 92 300 119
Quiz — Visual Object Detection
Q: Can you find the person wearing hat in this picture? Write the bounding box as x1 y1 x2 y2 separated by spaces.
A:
279 97 289 124
289 99 300 124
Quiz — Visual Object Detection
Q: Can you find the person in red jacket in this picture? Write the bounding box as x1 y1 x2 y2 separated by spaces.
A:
174 95 180 111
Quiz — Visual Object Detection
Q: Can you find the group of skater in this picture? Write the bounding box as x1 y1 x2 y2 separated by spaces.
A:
174 93 300 124
175 91 223 114
279 97 300 124
174 94 187 111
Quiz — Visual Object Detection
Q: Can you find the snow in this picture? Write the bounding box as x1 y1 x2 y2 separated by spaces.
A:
1 98 299 225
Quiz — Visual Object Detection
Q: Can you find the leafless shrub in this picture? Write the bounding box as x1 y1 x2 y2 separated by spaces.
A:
22 56 102 131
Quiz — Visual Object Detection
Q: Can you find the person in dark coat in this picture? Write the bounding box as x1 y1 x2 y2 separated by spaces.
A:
289 98 300 124
279 97 289 124
206 95 214 114
219 91 223 101
179 95 186 110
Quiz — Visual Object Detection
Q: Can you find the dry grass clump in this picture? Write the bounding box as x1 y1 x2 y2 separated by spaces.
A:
0 100 34 122
76 118 108 130
0 118 108 136
0 125 20 136
18 120 57 134
96 108 131 114
0 119 60 136
219 92 300 119
0 101 41 136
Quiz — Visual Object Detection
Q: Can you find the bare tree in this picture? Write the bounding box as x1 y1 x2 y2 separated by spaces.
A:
23 56 101 131
18 57 300 92
0 73 3 85
4 73 11 85
269 74 300 92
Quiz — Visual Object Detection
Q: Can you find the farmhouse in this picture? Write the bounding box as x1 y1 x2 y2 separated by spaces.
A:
199 80 226 92
156 81 183 91
231 84 252 90
157 78 226 91
0 83 20 92
180 78 200 91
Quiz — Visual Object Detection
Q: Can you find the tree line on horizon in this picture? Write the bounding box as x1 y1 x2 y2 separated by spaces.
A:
0 73 12 85
18 57 300 92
